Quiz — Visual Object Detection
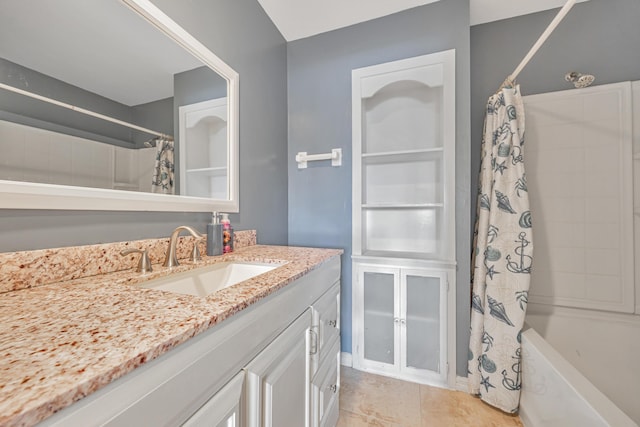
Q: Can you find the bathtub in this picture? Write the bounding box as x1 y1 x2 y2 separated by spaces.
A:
519 327 637 427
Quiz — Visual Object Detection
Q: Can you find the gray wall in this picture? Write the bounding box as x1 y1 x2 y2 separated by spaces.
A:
0 57 137 146
287 0 471 376
0 0 288 252
1 57 174 148
131 97 174 147
154 0 289 245
471 0 640 236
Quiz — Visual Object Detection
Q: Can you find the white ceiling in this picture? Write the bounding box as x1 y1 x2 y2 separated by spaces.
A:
470 0 590 26
257 0 590 41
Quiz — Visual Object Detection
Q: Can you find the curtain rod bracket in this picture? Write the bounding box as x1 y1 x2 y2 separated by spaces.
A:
499 0 577 90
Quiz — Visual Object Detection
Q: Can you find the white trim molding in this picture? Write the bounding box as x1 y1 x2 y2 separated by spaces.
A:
340 352 353 367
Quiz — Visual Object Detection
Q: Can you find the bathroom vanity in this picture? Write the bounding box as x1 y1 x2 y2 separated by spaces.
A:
0 240 342 427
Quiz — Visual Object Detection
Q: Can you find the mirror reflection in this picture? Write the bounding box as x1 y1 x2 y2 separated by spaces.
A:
0 0 229 199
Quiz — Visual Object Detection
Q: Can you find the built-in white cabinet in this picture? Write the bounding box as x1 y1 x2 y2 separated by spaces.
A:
352 51 455 261
351 50 456 387
178 97 228 199
352 263 451 386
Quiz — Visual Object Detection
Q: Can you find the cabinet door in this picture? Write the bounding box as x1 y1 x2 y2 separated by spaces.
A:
310 336 340 427
353 264 400 372
400 269 447 384
182 371 244 427
245 309 312 427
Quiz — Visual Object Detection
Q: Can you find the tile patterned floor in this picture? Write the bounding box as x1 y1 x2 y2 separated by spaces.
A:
337 367 524 427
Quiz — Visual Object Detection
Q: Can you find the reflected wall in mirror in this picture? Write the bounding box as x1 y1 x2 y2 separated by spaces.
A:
0 0 239 212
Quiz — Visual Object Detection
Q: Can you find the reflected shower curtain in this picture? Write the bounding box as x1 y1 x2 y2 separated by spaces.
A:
468 85 533 413
151 137 174 194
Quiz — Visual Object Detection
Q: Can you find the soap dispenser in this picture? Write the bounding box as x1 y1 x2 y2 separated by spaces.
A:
206 212 223 256
221 213 234 253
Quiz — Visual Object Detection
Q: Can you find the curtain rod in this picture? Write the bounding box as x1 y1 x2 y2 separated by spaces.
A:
0 82 173 140
505 0 577 85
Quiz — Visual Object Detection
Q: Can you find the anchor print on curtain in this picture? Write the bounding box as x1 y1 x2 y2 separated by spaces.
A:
468 85 533 413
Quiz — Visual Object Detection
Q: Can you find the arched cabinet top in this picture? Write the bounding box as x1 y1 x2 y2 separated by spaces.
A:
359 64 443 99
354 50 454 99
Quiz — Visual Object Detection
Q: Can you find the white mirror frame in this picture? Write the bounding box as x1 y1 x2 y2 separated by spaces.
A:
0 0 239 212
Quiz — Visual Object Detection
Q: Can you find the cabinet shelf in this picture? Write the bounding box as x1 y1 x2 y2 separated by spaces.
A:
185 166 227 176
112 182 138 189
363 309 439 324
362 148 443 165
364 309 394 317
362 203 443 209
362 250 438 261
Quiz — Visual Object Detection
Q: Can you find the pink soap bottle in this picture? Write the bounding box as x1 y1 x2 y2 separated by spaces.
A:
221 213 234 253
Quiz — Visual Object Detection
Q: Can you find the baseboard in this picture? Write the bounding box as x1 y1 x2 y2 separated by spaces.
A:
340 352 353 367
455 375 469 392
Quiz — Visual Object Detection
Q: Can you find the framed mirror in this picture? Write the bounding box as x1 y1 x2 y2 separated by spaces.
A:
0 0 239 212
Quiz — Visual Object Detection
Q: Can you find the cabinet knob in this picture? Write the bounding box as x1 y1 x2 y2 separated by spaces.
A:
400 318 406 325
328 320 337 328
394 318 400 323
328 384 338 393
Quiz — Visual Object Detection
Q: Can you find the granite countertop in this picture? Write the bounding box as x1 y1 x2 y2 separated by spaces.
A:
0 244 342 427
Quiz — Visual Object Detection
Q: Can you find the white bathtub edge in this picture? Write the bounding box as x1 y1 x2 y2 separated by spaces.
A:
520 328 637 427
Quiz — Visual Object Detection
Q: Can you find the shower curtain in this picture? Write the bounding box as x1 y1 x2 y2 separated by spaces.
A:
151 137 175 194
468 85 533 413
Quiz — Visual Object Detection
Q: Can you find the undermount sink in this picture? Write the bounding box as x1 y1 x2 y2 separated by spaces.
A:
140 262 280 297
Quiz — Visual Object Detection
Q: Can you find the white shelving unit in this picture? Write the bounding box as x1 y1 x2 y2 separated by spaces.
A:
351 50 456 388
178 97 228 199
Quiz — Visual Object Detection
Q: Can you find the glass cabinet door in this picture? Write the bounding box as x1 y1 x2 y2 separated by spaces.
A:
354 263 449 385
401 269 446 378
359 267 399 368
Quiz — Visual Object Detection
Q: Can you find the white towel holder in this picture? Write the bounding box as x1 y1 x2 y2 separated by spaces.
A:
296 148 342 169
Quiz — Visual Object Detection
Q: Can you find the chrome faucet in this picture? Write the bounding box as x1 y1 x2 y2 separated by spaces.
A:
163 225 204 268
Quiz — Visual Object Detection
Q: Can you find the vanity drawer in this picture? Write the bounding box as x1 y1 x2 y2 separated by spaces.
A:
311 335 341 427
312 280 340 368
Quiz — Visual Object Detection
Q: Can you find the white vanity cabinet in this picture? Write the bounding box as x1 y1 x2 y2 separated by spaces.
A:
39 257 341 427
242 280 342 427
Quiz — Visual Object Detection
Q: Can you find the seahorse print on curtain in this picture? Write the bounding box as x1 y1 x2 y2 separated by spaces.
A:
468 85 533 414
